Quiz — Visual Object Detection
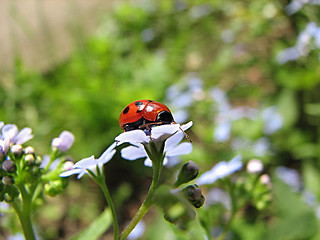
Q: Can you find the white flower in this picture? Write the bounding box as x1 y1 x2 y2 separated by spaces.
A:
52 131 75 152
117 122 193 167
197 155 243 185
1 124 33 145
59 142 116 179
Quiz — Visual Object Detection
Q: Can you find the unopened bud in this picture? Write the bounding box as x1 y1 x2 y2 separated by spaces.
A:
25 154 35 166
11 145 23 158
63 161 74 171
174 161 199 187
24 146 35 155
182 184 205 208
2 160 16 173
3 176 14 185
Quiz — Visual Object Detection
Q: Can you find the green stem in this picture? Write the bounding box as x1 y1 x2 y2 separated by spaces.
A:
12 185 36 240
119 153 163 240
98 178 119 240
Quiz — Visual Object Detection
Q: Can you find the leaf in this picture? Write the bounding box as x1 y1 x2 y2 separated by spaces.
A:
70 208 112 240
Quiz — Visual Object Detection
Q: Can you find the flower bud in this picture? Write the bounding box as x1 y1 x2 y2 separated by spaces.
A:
25 154 35 166
44 180 65 197
3 176 14 186
63 161 74 171
174 161 199 187
2 160 17 173
182 184 205 208
11 144 23 158
51 131 75 152
24 146 35 155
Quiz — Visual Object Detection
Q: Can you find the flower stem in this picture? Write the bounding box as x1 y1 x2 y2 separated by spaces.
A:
11 185 36 240
119 153 163 240
98 178 119 240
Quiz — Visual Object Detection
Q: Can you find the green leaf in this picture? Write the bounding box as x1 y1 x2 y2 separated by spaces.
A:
70 208 112 240
277 89 299 128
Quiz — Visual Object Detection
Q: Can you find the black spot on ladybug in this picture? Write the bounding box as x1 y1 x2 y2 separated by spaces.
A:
135 101 143 107
123 106 130 114
148 100 153 102
136 109 142 113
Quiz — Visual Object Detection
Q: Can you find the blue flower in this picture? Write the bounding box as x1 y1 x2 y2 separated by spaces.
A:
52 131 75 152
59 142 116 179
197 155 243 185
117 122 193 167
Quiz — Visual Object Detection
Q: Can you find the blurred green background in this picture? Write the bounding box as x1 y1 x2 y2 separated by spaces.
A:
1 0 320 239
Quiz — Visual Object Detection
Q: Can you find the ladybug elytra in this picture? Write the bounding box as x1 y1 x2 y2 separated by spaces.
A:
119 100 175 132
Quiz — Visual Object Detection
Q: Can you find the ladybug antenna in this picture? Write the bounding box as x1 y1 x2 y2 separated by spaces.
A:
179 126 192 143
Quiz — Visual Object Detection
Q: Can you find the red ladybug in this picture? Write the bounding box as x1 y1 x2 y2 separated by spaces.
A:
119 100 175 132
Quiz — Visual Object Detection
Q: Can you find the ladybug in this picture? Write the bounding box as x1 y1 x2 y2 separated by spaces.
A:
119 100 175 132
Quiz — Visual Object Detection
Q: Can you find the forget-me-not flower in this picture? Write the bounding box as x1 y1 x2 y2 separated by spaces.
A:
52 131 75 152
261 107 283 135
59 142 117 179
197 155 243 185
116 122 193 167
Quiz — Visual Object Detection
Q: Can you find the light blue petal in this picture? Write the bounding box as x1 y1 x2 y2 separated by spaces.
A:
98 142 117 164
14 127 33 145
115 130 148 143
0 122 4 130
144 158 153 167
74 156 96 168
164 131 184 152
121 146 146 160
99 149 116 164
166 142 192 157
151 124 180 140
59 168 82 177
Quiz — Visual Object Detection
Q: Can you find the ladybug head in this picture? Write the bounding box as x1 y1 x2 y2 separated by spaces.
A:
156 111 174 124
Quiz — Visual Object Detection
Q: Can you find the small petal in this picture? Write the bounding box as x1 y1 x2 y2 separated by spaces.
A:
74 156 96 168
180 121 193 131
115 130 149 143
2 124 18 142
121 146 146 160
14 127 33 145
151 124 180 140
164 131 185 152
0 122 4 130
59 168 82 177
144 158 153 167
166 142 193 157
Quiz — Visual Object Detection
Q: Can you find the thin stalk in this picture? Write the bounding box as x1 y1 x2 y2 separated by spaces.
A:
119 154 163 240
98 178 119 240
